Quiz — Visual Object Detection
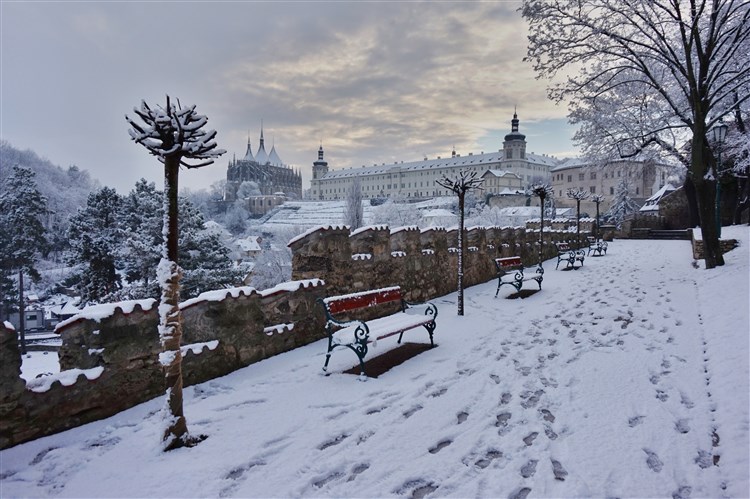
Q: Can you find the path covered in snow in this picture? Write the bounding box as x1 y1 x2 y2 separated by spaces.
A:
1 229 748 498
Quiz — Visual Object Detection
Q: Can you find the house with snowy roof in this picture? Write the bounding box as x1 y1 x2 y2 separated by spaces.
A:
551 157 675 213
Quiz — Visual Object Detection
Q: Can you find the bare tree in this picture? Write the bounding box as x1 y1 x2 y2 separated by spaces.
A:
566 188 590 249
345 176 364 230
126 96 225 451
529 183 554 267
522 0 750 268
436 170 484 316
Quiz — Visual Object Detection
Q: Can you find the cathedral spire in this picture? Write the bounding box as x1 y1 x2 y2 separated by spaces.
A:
511 107 519 133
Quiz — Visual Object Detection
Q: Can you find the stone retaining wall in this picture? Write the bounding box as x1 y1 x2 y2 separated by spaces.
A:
289 224 590 301
0 280 326 449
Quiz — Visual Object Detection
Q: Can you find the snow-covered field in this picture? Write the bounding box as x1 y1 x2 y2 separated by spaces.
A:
1 227 748 498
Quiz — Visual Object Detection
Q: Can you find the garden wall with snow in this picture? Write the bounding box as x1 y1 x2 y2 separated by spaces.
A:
1 223 591 449
0 280 326 449
289 223 594 299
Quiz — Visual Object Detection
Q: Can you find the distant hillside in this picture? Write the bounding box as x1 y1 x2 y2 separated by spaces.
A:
0 140 99 230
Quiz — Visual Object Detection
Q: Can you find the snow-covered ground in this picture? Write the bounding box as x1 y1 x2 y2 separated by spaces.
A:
1 227 748 498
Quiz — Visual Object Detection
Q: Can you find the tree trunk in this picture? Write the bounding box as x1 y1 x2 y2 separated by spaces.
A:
683 176 700 228
160 156 189 450
18 270 26 355
734 176 750 225
691 133 724 269
457 192 465 316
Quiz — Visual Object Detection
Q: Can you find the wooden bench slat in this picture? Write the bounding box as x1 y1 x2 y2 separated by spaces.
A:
334 313 435 344
324 287 402 315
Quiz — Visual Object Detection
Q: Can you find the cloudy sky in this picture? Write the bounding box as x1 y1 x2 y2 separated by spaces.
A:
2 1 578 194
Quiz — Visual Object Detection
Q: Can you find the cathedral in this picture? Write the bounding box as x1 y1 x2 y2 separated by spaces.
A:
225 127 302 202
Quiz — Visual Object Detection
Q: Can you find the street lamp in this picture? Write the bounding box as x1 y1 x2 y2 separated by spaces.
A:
711 123 728 238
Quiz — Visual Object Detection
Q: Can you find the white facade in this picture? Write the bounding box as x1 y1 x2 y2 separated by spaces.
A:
310 113 557 201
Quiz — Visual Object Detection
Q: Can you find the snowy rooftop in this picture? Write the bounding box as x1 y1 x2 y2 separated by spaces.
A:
2 227 748 498
321 151 559 180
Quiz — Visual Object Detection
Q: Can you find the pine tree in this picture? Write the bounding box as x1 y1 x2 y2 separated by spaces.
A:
605 179 641 228
0 166 49 352
120 179 162 291
67 187 123 305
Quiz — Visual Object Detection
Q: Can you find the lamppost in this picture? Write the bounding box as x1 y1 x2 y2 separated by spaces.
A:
711 123 728 238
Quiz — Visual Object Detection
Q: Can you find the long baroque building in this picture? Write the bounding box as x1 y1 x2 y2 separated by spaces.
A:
310 113 557 201
225 128 302 202
309 113 674 211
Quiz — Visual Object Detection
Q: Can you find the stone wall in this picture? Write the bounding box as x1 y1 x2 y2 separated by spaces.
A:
689 229 740 260
0 280 326 449
289 224 591 302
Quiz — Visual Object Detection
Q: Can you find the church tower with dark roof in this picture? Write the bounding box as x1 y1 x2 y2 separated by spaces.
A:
502 110 527 162
312 143 329 180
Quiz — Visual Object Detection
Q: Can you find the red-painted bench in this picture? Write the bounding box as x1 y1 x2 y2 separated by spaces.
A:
319 286 438 378
494 256 544 297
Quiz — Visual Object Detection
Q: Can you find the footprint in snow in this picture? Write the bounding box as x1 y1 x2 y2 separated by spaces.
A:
475 450 503 469
457 411 469 424
520 459 538 478
551 459 568 481
672 485 692 499
396 480 438 499
539 408 555 422
675 419 690 434
318 434 349 450
508 487 532 499
428 440 452 454
500 392 512 405
313 471 345 488
522 432 539 446
628 415 645 427
644 448 663 472
347 463 369 482
404 405 423 418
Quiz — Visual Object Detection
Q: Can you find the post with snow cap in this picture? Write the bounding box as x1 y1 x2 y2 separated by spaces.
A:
126 95 225 451
436 169 484 316
530 183 553 269
567 188 590 250
590 194 605 241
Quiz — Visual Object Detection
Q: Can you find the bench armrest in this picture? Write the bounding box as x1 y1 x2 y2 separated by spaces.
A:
402 300 438 321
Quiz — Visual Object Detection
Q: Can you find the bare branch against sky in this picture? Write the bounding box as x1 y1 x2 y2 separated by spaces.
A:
2 2 578 193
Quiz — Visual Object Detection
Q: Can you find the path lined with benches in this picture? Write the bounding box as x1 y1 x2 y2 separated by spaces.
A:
2 236 747 499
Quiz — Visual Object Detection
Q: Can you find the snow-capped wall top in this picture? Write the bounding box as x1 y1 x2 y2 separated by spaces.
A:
259 279 325 297
3 321 14 331
180 287 258 310
56 299 157 331
322 286 400 304
287 225 348 246
420 226 446 233
390 226 419 234
350 225 388 237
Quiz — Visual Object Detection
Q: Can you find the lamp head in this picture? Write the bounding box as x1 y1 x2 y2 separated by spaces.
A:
711 123 728 143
